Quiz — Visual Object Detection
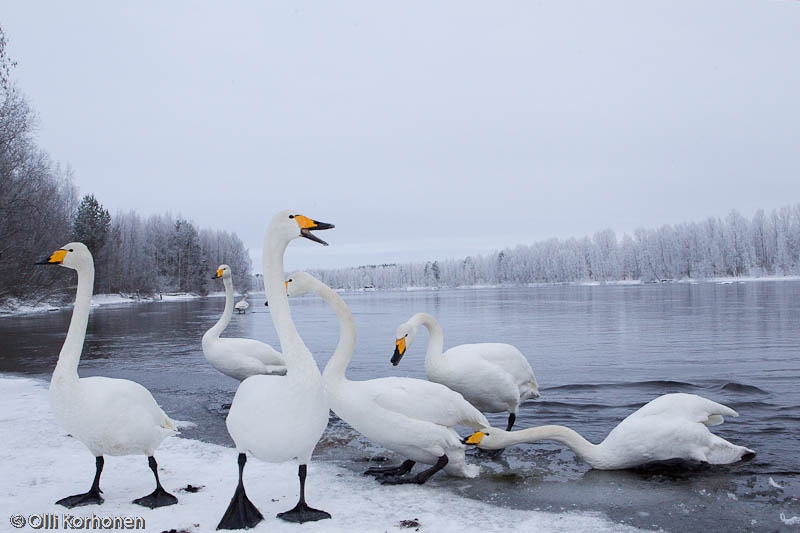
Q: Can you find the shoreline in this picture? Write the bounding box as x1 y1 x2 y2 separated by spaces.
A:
4 275 800 317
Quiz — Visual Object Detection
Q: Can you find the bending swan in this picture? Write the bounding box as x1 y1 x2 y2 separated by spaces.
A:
465 393 755 469
217 212 334 530
38 243 177 508
287 272 489 484
393 312 539 431
203 264 285 381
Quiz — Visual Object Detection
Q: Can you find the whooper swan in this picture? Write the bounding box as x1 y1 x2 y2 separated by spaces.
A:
217 211 334 529
287 271 489 484
37 242 177 509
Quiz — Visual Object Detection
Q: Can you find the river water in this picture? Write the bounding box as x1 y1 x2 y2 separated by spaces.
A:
1 281 799 532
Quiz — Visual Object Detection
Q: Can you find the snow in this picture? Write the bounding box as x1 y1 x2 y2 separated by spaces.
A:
1 293 202 317
0 375 638 533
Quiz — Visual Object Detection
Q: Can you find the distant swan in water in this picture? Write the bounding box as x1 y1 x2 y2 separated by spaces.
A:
393 312 539 431
288 272 489 484
203 264 285 381
38 242 178 508
234 293 250 314
465 393 755 469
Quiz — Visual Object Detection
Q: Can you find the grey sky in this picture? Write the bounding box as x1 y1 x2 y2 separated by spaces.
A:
3 1 799 271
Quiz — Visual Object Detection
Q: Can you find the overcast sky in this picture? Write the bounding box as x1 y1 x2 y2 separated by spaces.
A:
3 2 799 271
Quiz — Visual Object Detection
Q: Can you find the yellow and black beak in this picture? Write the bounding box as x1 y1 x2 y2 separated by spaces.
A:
463 431 486 446
212 268 224 280
294 214 334 246
391 337 407 366
36 249 67 266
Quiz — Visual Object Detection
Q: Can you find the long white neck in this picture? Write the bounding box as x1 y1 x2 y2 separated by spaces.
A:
315 284 356 384
203 276 233 343
410 312 445 375
52 262 94 385
263 233 315 373
494 426 610 469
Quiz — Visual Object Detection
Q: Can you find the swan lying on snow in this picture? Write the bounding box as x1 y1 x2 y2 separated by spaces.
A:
287 272 489 484
37 243 178 509
393 312 539 431
465 393 755 469
203 264 285 381
218 212 334 529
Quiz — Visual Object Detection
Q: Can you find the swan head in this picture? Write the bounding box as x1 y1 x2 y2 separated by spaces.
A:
212 264 232 280
268 210 335 247
285 271 318 298
391 322 417 366
36 242 93 271
462 429 506 450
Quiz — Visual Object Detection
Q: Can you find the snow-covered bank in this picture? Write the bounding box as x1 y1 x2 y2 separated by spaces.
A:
0 293 202 317
1 375 637 533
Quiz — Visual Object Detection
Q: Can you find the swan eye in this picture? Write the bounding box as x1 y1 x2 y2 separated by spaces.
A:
68 248 74 252
288 279 293 282
404 334 408 338
289 214 295 219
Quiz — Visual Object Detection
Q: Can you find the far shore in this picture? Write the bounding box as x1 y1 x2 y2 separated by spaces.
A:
3 274 799 317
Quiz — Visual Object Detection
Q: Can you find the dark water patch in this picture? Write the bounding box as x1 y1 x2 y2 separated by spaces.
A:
719 382 769 394
545 379 697 393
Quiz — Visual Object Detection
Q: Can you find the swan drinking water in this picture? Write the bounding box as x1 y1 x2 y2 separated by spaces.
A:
393 312 539 431
464 393 755 469
202 264 285 381
217 212 334 529
37 242 178 508
287 272 489 484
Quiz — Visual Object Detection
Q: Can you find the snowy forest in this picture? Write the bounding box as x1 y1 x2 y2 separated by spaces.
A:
309 204 800 290
0 27 251 306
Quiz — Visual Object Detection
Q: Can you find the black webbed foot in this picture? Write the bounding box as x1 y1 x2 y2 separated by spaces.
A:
132 486 178 508
56 488 104 508
276 501 331 523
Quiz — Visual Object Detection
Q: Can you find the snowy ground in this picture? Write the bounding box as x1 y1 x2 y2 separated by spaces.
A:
0 293 203 317
0 376 638 533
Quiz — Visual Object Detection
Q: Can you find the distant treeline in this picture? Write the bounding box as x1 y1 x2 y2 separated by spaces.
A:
0 35 251 306
309 204 800 290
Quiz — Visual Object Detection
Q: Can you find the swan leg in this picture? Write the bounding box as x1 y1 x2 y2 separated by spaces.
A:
56 456 105 508
506 412 516 432
276 464 331 523
381 455 449 485
132 456 178 508
217 453 264 530
363 459 416 477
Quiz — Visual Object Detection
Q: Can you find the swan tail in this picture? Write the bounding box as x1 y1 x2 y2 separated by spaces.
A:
706 434 755 464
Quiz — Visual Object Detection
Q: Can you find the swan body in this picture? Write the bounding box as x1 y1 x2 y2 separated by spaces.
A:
393 312 539 430
287 272 489 482
39 242 177 508
234 293 249 314
218 211 334 528
202 265 285 380
466 393 755 470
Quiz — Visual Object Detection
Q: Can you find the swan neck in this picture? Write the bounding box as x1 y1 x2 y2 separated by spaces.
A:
263 234 308 360
204 277 233 342
412 313 445 372
508 426 602 467
319 285 356 383
53 263 94 383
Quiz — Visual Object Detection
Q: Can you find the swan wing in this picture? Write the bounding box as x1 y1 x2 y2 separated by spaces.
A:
368 377 489 430
630 393 738 426
444 343 539 393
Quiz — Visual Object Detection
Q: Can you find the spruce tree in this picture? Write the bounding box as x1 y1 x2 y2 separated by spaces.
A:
72 194 111 256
